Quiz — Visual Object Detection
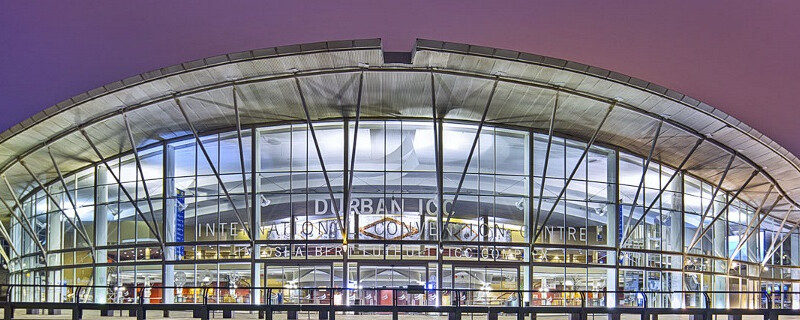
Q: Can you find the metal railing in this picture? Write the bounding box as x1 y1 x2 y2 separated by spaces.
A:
0 283 797 320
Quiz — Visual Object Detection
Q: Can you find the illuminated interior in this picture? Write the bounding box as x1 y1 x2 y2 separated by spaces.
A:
6 119 796 308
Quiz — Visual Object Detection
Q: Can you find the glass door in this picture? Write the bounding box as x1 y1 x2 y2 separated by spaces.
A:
451 266 519 306
265 264 332 305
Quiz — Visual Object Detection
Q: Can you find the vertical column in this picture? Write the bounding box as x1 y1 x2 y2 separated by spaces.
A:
95 168 108 304
525 131 534 307
606 151 618 308
342 120 349 291
163 145 176 305
252 128 262 305
791 233 799 308
712 202 727 308
676 172 687 309
669 176 683 308
48 207 63 302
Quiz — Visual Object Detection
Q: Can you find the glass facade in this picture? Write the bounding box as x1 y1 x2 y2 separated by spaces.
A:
7 119 800 308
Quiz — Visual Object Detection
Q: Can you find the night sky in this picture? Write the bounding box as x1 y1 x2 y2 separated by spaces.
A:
2 1 799 154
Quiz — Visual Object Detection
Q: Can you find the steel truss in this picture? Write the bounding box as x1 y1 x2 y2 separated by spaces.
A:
532 102 615 243
175 97 253 241
620 138 705 247
688 170 760 250
80 129 164 244
292 72 347 241
442 75 500 237
1 175 48 264
18 160 94 261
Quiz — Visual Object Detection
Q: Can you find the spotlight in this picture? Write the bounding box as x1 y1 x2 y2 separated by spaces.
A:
260 195 271 207
515 198 525 211
594 206 607 216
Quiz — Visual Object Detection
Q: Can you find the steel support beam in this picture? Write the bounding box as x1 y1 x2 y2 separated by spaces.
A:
687 153 737 248
761 207 795 266
739 186 775 239
231 87 252 239
291 74 347 239
532 89 559 241
442 76 500 236
80 129 164 244
122 113 164 244
620 138 705 247
19 160 94 254
621 120 663 239
46 147 98 257
728 186 776 262
174 97 253 240
688 170 759 249
0 242 10 267
1 175 48 262
430 70 446 295
532 102 615 243
741 196 782 247
344 71 365 240
0 217 19 261
431 71 444 244
762 207 798 266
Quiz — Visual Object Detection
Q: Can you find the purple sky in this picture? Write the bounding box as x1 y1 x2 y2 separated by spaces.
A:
2 1 799 155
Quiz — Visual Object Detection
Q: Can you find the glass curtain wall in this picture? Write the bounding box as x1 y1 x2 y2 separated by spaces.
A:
6 119 800 309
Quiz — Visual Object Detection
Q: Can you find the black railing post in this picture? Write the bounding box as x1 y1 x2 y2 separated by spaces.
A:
638 291 648 320
328 288 334 320
517 291 525 320
702 292 711 320
763 291 775 320
201 287 209 320
137 286 147 320
3 285 13 320
392 288 399 320
72 286 83 320
261 288 271 320
579 291 587 320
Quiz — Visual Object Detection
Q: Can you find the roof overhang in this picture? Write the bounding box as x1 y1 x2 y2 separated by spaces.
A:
1 38 798 221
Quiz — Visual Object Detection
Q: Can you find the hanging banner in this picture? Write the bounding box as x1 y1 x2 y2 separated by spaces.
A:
176 189 185 258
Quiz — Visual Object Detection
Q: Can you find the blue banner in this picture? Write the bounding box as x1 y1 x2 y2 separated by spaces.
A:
176 190 185 258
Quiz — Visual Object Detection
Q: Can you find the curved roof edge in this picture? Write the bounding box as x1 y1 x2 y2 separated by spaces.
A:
0 38 383 144
413 39 800 174
3 38 795 177
1 38 798 214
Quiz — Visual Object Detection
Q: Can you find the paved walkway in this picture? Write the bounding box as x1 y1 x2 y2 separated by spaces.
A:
0 310 783 320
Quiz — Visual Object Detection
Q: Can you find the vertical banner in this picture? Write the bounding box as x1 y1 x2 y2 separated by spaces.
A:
176 189 185 258
617 204 623 245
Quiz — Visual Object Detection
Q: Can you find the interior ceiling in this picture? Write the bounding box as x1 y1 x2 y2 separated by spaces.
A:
0 38 798 223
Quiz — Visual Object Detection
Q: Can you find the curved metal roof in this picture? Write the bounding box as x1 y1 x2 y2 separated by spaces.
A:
1 38 798 222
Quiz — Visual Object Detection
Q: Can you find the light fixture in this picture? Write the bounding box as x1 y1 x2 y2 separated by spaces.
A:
515 198 525 211
594 206 607 216
260 195 271 207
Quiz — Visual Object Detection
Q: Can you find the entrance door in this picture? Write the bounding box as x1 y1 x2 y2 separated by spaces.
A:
357 264 428 306
451 266 519 306
264 264 333 305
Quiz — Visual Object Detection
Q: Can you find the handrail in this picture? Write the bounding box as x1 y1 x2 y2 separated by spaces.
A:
0 283 792 310
0 283 784 294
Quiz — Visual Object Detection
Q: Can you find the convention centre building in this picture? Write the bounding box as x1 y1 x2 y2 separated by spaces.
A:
2 39 800 311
